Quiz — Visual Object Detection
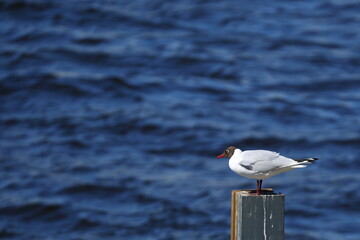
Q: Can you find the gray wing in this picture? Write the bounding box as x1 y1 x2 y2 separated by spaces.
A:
239 150 295 172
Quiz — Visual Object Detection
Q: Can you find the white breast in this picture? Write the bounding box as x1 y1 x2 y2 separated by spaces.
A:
228 149 256 178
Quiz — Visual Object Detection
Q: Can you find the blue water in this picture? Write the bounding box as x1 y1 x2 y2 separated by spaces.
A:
1 0 360 239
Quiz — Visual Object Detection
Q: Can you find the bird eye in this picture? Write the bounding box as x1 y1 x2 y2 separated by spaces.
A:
225 150 229 153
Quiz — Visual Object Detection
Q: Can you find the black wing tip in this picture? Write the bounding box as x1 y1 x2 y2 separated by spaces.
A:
295 157 319 163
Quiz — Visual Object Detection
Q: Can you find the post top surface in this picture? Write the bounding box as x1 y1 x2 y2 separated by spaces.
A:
232 189 285 196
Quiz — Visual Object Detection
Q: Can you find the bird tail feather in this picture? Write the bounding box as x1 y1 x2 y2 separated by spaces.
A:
291 165 307 168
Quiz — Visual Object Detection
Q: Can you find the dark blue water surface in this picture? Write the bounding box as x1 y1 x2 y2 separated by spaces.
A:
1 0 360 239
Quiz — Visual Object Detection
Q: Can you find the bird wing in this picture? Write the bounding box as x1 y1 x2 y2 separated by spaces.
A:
239 150 295 172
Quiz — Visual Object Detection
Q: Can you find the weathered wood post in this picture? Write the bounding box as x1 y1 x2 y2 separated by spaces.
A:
231 189 285 240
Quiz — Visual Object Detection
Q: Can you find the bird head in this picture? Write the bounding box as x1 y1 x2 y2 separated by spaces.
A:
217 146 237 159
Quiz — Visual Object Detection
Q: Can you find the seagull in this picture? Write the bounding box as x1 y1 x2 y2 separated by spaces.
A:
217 146 318 195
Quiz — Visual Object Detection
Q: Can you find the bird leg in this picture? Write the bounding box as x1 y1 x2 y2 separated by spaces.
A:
256 179 263 195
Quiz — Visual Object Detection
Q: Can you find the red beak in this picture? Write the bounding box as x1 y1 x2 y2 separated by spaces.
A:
217 154 225 159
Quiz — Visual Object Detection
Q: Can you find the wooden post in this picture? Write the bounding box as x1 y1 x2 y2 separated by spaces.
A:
231 189 285 240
